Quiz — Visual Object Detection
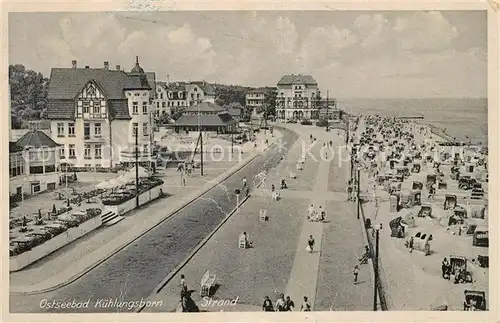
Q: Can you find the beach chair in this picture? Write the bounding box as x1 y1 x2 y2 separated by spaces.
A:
259 209 269 221
272 191 280 201
296 163 303 170
239 234 247 249
290 172 297 179
200 269 216 297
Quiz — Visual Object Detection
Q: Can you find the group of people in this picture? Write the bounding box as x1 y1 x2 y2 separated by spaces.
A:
441 258 468 284
262 294 311 312
307 204 326 222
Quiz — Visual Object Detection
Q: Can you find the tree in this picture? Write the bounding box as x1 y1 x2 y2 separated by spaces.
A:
9 64 49 129
215 84 250 107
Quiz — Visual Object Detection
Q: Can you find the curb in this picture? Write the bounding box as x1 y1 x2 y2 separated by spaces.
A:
136 193 251 313
10 148 264 295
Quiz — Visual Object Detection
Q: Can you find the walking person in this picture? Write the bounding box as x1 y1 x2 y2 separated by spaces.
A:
353 265 360 284
301 296 311 311
409 236 414 253
307 235 315 253
262 296 274 311
284 296 295 311
178 274 188 297
442 258 450 279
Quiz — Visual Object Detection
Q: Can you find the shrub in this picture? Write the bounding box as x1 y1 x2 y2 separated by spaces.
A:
316 119 329 127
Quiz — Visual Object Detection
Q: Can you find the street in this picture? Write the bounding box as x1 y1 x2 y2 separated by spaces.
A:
10 128 298 313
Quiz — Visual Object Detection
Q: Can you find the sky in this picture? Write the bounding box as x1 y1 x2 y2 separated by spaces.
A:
9 10 487 98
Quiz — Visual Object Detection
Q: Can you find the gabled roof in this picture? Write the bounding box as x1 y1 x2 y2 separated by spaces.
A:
157 82 187 92
16 130 60 148
191 81 215 95
277 74 318 86
185 102 224 113
9 142 22 153
47 68 130 100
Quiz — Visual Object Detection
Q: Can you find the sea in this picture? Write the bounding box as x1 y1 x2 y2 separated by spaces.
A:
339 98 488 147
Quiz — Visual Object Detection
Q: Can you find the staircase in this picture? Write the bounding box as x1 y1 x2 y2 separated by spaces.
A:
101 211 124 226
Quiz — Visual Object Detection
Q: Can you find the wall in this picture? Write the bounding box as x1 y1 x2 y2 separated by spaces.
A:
103 185 162 216
10 214 103 271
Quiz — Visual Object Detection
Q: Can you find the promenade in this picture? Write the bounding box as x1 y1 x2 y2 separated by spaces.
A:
140 123 372 313
10 129 281 294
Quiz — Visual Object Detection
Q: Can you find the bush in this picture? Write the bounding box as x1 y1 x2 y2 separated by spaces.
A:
300 119 313 125
316 119 329 127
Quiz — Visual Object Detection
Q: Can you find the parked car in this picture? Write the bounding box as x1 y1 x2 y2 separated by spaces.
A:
286 119 297 123
301 119 313 125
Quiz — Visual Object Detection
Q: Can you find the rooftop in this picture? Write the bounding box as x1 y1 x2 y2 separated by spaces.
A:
277 74 318 86
16 130 60 148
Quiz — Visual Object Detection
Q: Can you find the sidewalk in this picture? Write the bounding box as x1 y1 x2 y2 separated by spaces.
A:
10 130 282 295
283 148 328 310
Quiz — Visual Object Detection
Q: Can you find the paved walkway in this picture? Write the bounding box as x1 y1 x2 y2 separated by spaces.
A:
10 130 282 294
283 146 329 310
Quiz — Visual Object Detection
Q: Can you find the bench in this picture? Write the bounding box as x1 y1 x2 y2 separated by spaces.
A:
200 269 216 297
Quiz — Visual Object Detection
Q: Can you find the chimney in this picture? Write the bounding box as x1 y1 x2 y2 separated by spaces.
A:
85 66 89 69
72 60 77 68
104 61 109 70
167 75 170 86
116 65 121 70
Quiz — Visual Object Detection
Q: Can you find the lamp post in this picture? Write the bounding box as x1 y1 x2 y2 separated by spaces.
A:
235 189 240 213
373 229 380 311
135 128 139 208
357 169 361 219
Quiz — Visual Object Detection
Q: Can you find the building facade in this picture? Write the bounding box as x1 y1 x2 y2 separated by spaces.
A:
153 80 216 117
9 130 61 197
275 74 321 120
246 88 266 115
173 102 238 134
46 57 156 169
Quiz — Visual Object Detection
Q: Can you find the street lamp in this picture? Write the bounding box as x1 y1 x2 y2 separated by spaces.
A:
235 189 241 213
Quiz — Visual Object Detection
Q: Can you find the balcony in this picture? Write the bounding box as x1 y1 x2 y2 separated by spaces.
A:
84 135 106 143
81 113 108 120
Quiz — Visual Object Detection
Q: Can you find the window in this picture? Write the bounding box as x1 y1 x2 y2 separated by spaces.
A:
85 164 91 168
84 144 91 159
84 123 90 139
132 102 138 115
45 165 56 173
95 164 102 168
57 123 65 137
143 122 149 136
83 102 89 114
177 101 180 106
95 123 102 136
59 147 65 159
95 145 102 159
30 166 44 174
134 93 140 96
68 123 75 136
162 102 166 108
156 102 159 108
168 92 173 99
93 103 101 115
160 93 164 99
69 145 76 158
143 102 148 114
133 122 139 136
